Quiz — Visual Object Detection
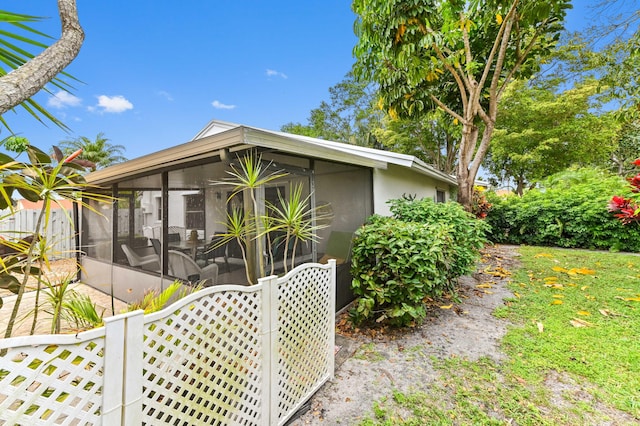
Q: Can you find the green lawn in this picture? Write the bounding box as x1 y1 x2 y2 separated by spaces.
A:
358 246 640 425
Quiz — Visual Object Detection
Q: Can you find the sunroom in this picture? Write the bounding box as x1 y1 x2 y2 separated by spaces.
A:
79 120 457 310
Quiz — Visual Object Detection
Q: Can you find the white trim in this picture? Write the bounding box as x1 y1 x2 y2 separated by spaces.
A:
87 120 457 187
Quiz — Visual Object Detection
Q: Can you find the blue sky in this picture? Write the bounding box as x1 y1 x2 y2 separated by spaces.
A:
2 1 637 161
4 1 358 160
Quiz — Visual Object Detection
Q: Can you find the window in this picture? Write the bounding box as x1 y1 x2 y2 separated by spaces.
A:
185 192 205 230
156 196 162 221
436 189 446 203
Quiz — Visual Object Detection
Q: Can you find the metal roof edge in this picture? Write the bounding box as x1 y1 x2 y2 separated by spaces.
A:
87 127 245 184
240 123 457 186
87 119 458 187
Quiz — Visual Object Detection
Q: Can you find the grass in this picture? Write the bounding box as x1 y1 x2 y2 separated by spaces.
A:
357 246 640 425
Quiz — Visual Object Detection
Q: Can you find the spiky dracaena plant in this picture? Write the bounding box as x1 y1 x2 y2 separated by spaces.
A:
0 144 113 339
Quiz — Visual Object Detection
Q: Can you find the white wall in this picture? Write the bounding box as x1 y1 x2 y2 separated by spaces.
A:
81 257 174 303
373 164 453 216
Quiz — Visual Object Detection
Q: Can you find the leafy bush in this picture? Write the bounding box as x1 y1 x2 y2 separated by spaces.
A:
350 199 488 327
388 197 489 278
486 168 640 252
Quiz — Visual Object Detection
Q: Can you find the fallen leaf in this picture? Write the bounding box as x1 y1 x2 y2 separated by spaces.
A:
581 286 589 291
623 297 640 302
573 268 596 275
534 253 553 258
476 283 493 288
514 292 521 299
599 309 610 317
552 294 565 298
551 284 564 289
570 318 593 328
544 276 558 282
440 304 453 309
552 266 568 273
484 266 511 277
577 310 590 316
537 322 544 333
551 300 563 305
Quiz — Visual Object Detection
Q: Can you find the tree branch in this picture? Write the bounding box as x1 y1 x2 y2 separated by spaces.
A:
477 1 519 96
431 43 470 116
429 94 465 124
461 13 473 79
488 4 518 119
0 0 84 116
498 19 550 97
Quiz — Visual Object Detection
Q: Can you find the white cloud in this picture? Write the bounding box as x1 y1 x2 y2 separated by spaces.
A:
266 69 288 79
48 90 82 109
156 90 174 101
211 100 236 110
93 95 133 113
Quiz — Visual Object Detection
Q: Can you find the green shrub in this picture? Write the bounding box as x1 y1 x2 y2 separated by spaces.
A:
350 199 488 327
389 197 490 278
486 168 640 252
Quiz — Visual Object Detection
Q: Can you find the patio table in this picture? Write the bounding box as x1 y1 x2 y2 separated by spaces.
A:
168 239 206 260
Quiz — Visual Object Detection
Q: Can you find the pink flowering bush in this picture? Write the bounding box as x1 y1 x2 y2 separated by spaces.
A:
608 158 640 225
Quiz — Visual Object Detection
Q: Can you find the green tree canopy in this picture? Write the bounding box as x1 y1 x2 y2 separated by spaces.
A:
281 72 382 146
58 132 127 171
373 111 459 174
486 79 619 194
352 0 571 209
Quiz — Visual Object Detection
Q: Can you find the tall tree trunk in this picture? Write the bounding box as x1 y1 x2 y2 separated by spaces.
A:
0 0 84 115
515 176 525 196
456 123 480 210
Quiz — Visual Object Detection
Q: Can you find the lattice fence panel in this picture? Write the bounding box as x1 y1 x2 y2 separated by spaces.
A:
275 265 333 423
0 335 106 425
141 288 265 426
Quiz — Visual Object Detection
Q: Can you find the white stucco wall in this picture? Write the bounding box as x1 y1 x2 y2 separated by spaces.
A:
373 164 453 216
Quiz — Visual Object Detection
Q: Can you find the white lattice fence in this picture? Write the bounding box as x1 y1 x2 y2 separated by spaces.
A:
0 260 335 425
141 287 267 425
139 260 336 426
272 264 335 424
0 312 141 426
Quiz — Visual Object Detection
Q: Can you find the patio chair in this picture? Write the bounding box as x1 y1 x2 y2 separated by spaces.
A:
150 238 162 255
198 234 230 272
121 243 160 271
319 231 354 310
168 226 186 241
168 249 218 286
319 231 353 265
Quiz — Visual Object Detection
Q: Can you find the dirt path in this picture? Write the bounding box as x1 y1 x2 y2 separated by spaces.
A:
291 244 521 425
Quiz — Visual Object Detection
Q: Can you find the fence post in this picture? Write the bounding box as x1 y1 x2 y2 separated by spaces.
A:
258 274 279 426
102 314 126 426
102 310 144 425
327 259 337 380
122 310 145 425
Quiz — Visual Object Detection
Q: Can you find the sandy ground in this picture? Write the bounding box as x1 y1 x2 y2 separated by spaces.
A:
289 245 637 425
0 258 127 337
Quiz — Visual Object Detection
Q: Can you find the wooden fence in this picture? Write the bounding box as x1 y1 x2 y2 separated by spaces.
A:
0 260 336 425
0 209 75 259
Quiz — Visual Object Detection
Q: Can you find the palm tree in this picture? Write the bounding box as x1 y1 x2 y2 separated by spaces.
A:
59 132 127 171
0 3 84 131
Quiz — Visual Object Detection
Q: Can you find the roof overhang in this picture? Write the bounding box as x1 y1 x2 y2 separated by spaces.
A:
87 120 457 187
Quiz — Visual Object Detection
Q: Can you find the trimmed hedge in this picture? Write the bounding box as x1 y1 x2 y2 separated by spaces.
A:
485 168 640 252
350 198 488 327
